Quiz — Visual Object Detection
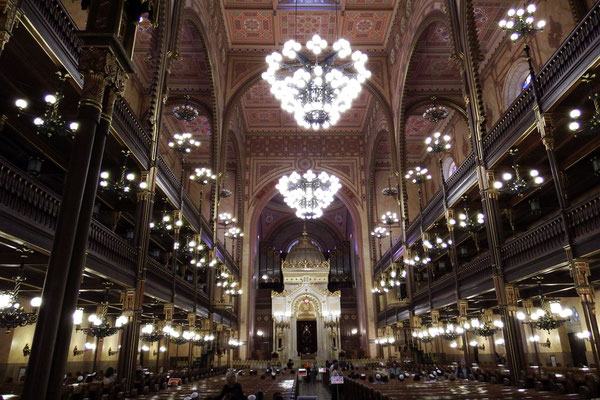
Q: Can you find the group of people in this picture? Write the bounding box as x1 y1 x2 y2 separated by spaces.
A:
64 367 116 385
204 370 285 400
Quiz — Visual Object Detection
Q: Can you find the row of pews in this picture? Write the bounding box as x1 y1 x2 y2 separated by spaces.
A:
61 367 229 400
333 363 593 399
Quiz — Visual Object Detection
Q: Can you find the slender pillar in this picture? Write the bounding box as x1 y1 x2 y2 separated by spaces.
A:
22 49 111 400
46 79 124 400
569 259 600 376
118 175 155 389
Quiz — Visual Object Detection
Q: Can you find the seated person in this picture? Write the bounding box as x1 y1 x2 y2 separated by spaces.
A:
210 370 245 400
454 359 473 380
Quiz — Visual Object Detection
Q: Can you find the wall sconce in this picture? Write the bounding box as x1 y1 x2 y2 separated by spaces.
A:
592 157 600 176
528 335 551 348
73 342 96 357
351 328 358 335
141 345 150 352
256 330 264 337
108 347 118 356
27 157 43 177
23 343 31 357
469 340 485 351
495 338 505 346
153 346 167 356
529 198 542 216
577 330 591 341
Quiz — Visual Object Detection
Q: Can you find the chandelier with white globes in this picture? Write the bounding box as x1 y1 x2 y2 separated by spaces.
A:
262 35 371 130
276 170 341 219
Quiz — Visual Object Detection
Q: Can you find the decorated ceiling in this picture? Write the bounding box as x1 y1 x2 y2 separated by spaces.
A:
221 0 397 50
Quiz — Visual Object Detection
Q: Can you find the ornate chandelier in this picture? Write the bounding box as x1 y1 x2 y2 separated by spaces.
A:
262 36 371 130
568 74 600 136
76 286 128 338
423 235 452 256
99 151 145 199
141 321 164 343
422 97 449 123
492 149 544 196
0 258 40 333
276 170 341 219
168 133 200 153
15 72 79 138
173 95 199 122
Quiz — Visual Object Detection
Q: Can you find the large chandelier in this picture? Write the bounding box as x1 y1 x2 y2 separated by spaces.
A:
0 264 40 333
262 36 371 130
276 170 341 219
15 72 79 138
173 95 199 122
492 149 544 196
76 286 128 338
422 97 449 123
99 151 145 199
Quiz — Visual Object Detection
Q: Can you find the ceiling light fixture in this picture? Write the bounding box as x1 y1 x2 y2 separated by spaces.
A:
262 35 371 130
172 95 199 122
422 97 449 123
276 170 341 219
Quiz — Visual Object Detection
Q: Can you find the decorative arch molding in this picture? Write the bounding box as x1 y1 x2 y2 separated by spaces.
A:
394 10 459 231
503 60 531 110
289 290 327 315
390 0 449 129
181 11 222 172
220 69 396 170
164 95 213 121
403 96 468 121
265 216 345 253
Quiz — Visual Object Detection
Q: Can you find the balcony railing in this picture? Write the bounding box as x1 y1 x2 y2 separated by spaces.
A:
21 0 81 82
0 156 137 272
112 98 152 168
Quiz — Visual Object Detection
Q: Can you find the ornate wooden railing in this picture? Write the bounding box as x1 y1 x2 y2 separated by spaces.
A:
88 220 137 270
0 156 60 233
500 215 565 272
112 98 152 168
21 0 81 81
156 154 182 205
0 156 137 270
567 191 600 239
374 1 600 280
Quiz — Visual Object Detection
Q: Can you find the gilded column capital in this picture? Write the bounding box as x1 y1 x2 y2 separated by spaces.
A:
458 300 468 317
0 0 22 55
163 303 174 321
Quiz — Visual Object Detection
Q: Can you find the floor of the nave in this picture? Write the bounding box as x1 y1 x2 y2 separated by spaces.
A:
136 372 296 400
129 371 586 399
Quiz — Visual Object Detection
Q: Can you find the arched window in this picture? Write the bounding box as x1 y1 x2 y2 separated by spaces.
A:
522 74 532 90
443 156 457 180
503 61 531 109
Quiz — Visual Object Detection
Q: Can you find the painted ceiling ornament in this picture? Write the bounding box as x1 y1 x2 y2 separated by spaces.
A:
276 169 341 219
262 35 371 130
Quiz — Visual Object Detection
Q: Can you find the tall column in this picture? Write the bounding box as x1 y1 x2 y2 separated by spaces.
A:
118 171 156 389
569 259 600 376
188 312 196 367
163 303 174 371
47 75 125 400
447 0 525 383
458 300 471 365
501 284 527 377
22 48 114 400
